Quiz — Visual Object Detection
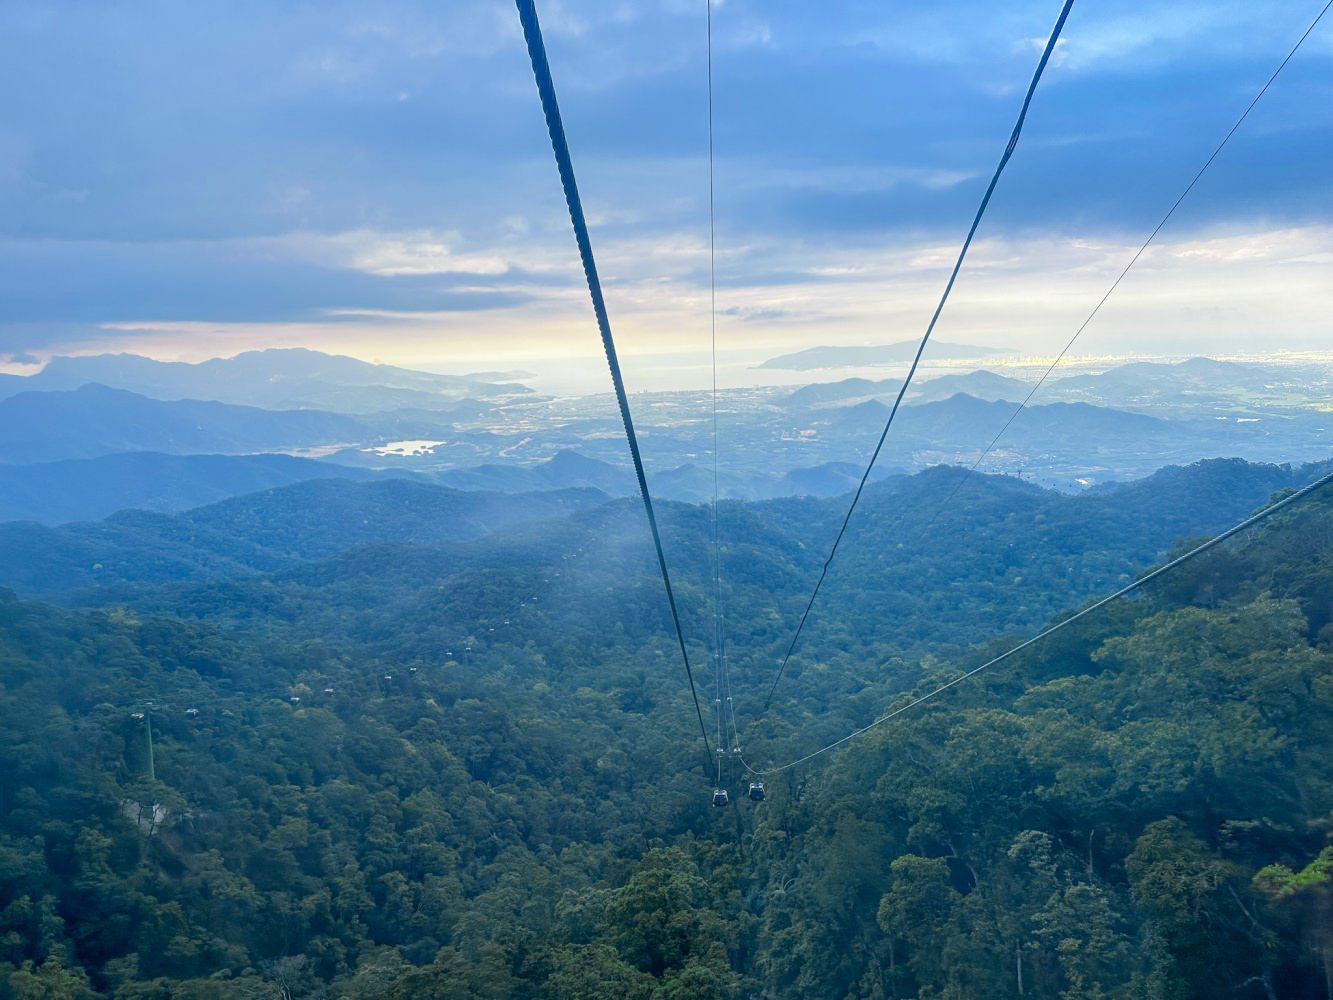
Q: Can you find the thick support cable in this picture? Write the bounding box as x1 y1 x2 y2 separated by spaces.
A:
516 0 715 775
743 465 1333 775
764 0 1077 710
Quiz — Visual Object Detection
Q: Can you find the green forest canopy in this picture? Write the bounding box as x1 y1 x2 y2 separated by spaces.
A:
1 459 1331 998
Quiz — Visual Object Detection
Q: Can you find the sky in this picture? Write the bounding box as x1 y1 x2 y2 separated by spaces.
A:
1 0 1331 387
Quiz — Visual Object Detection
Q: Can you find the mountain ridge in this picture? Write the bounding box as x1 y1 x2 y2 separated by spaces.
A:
759 341 1019 370
0 348 533 412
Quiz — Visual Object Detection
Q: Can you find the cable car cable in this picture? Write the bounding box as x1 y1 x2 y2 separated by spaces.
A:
763 0 1077 712
705 0 743 795
920 0 1333 525
516 0 715 776
741 464 1333 775
707 0 727 771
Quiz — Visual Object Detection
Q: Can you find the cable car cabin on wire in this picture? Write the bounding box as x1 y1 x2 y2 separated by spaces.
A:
712 783 765 807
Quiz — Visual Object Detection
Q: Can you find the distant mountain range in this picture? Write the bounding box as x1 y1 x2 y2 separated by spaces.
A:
856 393 1170 444
0 348 533 412
5 382 1324 523
909 369 1034 403
758 341 1018 370
780 370 1033 408
1042 357 1310 416
0 383 373 464
0 350 1326 519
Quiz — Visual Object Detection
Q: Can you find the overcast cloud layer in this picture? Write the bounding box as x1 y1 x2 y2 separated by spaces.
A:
1 0 1330 376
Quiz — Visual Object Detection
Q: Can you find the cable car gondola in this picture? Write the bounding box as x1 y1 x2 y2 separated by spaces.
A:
748 781 765 802
711 788 729 808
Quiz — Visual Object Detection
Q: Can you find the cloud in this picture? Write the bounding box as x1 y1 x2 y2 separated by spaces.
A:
3 218 1327 392
1 0 1330 379
251 230 512 277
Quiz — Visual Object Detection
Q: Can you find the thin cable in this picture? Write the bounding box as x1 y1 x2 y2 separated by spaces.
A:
922 0 1333 524
705 0 742 774
703 0 725 752
763 0 1077 711
516 0 715 776
742 465 1333 775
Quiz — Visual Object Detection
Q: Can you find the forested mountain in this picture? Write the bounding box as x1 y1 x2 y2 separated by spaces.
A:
1 457 1331 997
0 459 1312 613
0 454 390 525
435 450 635 496
0 480 607 595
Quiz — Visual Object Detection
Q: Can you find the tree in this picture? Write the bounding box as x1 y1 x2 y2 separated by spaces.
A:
1254 846 1333 999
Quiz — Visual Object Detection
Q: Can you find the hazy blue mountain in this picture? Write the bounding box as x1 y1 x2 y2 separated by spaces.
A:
0 452 392 524
436 449 635 495
648 461 892 502
0 384 373 464
828 393 1169 442
780 461 886 496
1043 356 1324 416
782 378 902 408
0 478 608 595
828 398 893 427
0 348 532 411
910 395 1167 440
758 341 1017 370
433 450 899 503
182 477 606 562
910 369 1033 402
1056 357 1283 395
782 370 1032 409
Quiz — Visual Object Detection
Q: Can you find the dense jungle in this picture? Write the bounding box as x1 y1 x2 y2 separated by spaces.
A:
2 459 1332 999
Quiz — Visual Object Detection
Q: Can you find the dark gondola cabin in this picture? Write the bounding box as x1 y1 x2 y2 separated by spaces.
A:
712 788 729 807
748 781 765 802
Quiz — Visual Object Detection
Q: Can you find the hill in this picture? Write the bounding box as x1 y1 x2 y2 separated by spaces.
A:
782 371 1032 409
436 449 634 495
759 341 1018 370
909 368 1033 403
6 458 1313 657
0 384 374 464
0 479 607 594
0 348 532 412
0 452 390 524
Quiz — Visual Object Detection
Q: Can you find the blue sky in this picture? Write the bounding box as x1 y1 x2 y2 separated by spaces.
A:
1 0 1330 379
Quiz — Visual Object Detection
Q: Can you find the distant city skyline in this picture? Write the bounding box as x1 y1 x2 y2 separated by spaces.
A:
1 0 1330 386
